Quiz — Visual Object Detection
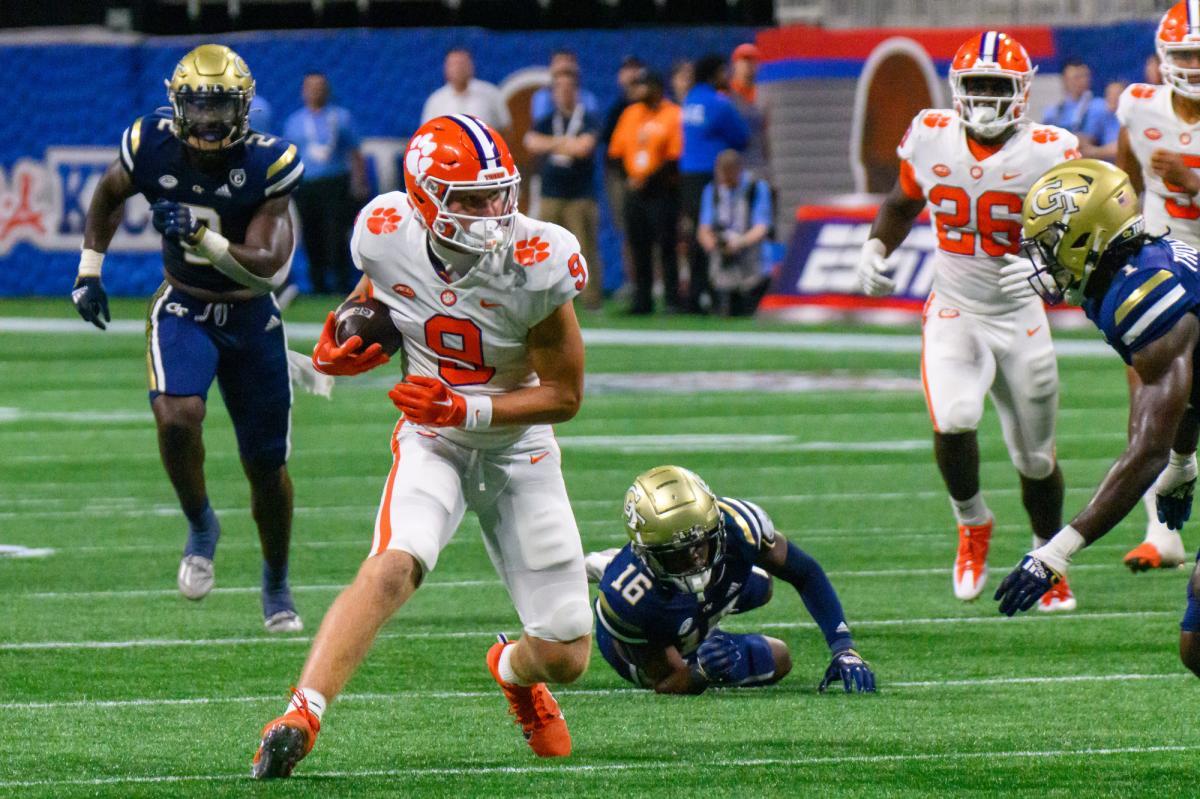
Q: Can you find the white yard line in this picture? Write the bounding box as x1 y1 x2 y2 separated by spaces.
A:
0 671 1187 712
0 610 1176 652
0 744 1192 788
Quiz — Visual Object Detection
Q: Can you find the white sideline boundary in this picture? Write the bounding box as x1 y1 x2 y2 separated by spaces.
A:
0 610 1177 652
0 318 1115 357
0 744 1193 787
0 672 1188 712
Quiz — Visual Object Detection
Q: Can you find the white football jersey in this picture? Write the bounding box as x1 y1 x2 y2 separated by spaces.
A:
898 110 1080 314
1116 83 1200 249
350 191 586 450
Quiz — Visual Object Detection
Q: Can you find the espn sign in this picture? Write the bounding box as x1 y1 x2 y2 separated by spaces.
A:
761 205 935 320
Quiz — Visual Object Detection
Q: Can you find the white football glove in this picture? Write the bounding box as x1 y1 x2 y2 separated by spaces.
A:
1154 451 1198 530
857 238 895 297
998 253 1039 302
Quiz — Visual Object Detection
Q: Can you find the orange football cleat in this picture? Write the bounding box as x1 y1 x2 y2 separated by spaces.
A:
1037 578 1077 613
1125 542 1166 572
486 637 571 758
251 689 321 780
953 519 993 601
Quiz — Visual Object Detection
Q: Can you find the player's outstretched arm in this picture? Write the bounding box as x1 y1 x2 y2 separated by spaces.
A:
997 315 1199 615
859 180 924 297
73 160 137 329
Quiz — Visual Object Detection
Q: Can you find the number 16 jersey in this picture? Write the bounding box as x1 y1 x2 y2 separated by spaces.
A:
349 191 586 450
897 111 1079 314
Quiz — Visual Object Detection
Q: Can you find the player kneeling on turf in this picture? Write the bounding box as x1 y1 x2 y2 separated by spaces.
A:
585 465 876 694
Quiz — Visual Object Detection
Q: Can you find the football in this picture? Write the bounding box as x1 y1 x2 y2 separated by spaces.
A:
333 295 404 356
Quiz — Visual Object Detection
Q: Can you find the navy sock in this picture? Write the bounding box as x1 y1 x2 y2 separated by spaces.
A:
262 561 293 616
183 502 220 560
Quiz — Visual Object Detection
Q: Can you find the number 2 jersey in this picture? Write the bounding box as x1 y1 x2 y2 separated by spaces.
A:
350 191 586 450
1083 238 1200 388
594 497 775 657
897 111 1079 314
1116 83 1200 249
120 111 305 294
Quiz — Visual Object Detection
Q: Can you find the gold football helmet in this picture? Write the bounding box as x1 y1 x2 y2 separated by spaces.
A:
624 465 724 594
166 44 255 151
1021 158 1144 305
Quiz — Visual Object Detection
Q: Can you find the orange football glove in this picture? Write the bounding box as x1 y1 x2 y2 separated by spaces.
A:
312 312 390 376
388 375 466 427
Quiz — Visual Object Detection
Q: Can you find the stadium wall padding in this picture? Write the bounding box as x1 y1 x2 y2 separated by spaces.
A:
0 26 756 297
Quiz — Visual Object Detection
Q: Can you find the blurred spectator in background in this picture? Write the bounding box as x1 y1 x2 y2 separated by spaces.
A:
609 71 682 315
671 60 694 105
1146 52 1163 85
1042 58 1110 154
250 94 274 134
681 54 748 313
698 150 772 317
729 43 769 180
601 56 645 291
421 47 512 135
284 72 369 295
1087 79 1126 162
525 70 603 309
530 49 599 122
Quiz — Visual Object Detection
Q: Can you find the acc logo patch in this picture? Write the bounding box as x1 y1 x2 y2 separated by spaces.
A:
933 164 951 178
1146 128 1163 141
158 175 178 189
229 168 246 188
392 283 415 299
677 617 694 636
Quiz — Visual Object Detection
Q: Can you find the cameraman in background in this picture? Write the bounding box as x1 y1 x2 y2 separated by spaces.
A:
696 149 772 317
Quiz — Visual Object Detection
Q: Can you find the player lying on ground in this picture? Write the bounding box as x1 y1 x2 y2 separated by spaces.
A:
858 31 1080 611
585 465 875 694
72 44 305 631
994 159 1200 675
1113 0 1200 571
251 114 595 778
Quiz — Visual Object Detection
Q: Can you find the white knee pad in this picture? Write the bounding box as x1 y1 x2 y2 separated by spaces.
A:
941 398 984 434
539 595 594 643
1012 452 1056 480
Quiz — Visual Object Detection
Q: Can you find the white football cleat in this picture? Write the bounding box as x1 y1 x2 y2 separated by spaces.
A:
1037 579 1076 612
264 610 304 633
177 554 215 600
953 520 993 601
584 548 621 583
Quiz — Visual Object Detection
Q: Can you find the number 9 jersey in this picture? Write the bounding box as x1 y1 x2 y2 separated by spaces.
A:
1116 83 1200 249
349 190 587 450
897 110 1079 313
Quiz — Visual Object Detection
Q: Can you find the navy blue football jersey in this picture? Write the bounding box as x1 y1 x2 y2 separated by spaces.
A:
1083 237 1200 367
119 112 304 293
595 497 776 656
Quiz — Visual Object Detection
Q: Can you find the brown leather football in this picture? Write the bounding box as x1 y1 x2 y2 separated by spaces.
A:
333 295 404 356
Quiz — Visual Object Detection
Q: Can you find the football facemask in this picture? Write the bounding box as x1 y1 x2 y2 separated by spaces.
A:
176 94 247 150
427 181 520 256
635 526 726 595
955 75 1022 138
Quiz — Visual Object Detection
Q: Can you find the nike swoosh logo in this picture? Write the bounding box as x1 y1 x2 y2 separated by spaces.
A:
432 398 453 407
480 300 502 308
530 451 549 464
316 359 333 367
1026 326 1042 337
1003 172 1021 181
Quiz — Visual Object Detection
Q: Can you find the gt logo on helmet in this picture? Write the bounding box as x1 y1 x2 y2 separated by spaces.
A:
1031 178 1090 218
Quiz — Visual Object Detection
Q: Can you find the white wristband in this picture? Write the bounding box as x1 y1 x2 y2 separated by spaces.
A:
462 394 493 431
1032 525 1086 575
187 227 277 292
78 248 104 279
1169 450 1197 473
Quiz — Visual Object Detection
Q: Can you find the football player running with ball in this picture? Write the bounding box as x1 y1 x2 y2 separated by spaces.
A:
1111 0 1200 571
72 45 306 631
585 466 876 695
859 32 1081 610
994 160 1200 679
252 115 593 778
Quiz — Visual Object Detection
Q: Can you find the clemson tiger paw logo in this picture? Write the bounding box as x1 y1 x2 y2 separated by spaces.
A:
405 133 437 180
1031 128 1060 144
366 207 402 235
514 237 550 266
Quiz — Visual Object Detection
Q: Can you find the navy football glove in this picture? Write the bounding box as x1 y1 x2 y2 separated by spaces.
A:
695 631 749 685
994 554 1061 616
151 199 203 245
71 276 110 330
819 648 876 694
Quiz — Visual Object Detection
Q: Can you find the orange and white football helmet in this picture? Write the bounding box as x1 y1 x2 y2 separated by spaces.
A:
949 31 1036 138
403 114 520 256
1157 1 1200 100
